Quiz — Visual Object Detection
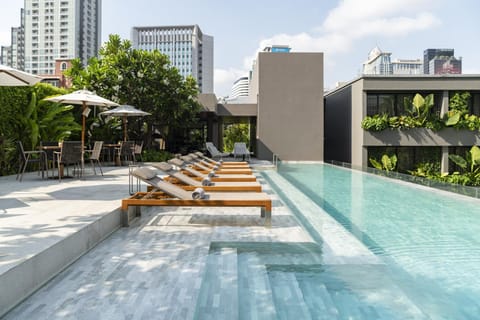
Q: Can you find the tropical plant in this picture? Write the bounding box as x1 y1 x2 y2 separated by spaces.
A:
447 145 480 185
444 91 470 127
65 34 202 153
369 154 397 172
223 123 250 152
405 93 434 126
361 114 389 131
408 162 441 178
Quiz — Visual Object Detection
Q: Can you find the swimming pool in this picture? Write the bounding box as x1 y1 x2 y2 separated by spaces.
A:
270 162 480 319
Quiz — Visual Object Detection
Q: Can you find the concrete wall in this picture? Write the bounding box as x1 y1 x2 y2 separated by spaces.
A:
255 52 324 161
324 86 351 162
364 128 480 146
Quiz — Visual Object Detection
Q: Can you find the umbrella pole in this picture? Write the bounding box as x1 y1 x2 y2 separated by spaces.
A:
81 102 86 175
123 116 127 142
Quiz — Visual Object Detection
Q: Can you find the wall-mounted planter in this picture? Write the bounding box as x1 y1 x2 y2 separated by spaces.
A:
364 128 480 146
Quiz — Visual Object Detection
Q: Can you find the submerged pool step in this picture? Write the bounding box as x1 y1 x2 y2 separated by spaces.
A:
193 248 238 320
238 252 277 320
268 270 314 319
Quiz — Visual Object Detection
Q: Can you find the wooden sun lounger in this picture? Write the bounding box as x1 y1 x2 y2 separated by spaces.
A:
181 155 253 174
122 167 272 227
194 151 248 166
168 158 257 182
150 162 262 192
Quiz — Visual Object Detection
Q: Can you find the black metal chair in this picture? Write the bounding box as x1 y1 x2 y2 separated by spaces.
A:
55 141 83 181
16 141 48 182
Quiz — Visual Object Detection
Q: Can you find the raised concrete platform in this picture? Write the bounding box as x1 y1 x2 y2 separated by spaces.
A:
0 166 130 317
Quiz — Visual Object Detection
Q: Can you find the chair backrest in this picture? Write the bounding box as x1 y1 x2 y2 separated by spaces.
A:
16 141 27 162
61 141 82 164
91 141 103 160
120 140 135 156
205 142 220 157
134 141 143 155
152 162 201 187
132 167 192 199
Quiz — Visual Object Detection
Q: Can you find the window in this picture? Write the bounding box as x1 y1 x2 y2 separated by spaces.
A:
61 62 67 70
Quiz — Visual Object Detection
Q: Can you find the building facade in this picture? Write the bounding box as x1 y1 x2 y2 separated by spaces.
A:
131 25 214 93
324 75 480 172
229 76 249 99
0 9 24 69
363 47 392 75
23 0 102 75
423 48 462 74
391 59 422 75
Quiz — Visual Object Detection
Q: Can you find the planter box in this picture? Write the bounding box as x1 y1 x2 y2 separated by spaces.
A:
364 128 480 146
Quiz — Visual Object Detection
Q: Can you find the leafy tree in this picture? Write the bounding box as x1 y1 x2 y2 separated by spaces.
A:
66 34 202 152
223 123 249 152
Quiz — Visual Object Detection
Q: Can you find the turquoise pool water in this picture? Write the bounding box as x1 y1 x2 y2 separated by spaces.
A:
275 163 480 319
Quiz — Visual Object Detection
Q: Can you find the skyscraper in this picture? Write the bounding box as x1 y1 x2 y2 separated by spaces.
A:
23 0 102 75
423 48 462 74
0 9 24 69
131 25 214 93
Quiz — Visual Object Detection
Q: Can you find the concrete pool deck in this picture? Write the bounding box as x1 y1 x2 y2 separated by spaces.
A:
0 161 383 319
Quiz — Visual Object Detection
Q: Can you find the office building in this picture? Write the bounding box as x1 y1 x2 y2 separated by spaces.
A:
391 59 422 75
131 25 214 93
229 76 249 99
23 0 102 75
0 9 24 69
324 75 480 171
423 48 462 74
363 46 392 75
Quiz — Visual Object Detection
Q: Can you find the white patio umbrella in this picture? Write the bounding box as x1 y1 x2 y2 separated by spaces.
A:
44 89 119 170
99 105 151 142
0 64 42 86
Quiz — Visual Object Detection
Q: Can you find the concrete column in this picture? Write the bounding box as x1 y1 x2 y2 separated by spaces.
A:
217 118 224 151
440 90 449 117
441 146 449 174
249 117 257 156
440 91 449 174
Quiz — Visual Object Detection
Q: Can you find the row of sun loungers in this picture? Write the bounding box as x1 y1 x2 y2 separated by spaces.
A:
121 152 272 227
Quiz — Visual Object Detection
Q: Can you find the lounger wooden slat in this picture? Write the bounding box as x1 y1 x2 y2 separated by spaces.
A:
122 192 271 227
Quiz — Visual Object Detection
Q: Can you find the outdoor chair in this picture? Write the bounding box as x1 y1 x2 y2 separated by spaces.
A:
40 141 60 176
205 142 230 160
168 158 257 182
55 141 83 181
134 141 144 162
16 141 48 182
233 142 252 161
86 141 103 175
150 162 262 192
118 140 135 165
122 167 271 227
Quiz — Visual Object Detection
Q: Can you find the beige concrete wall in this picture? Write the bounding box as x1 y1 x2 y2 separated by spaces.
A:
350 80 366 167
255 52 324 161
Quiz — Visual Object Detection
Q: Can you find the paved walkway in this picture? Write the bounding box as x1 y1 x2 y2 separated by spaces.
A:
0 160 385 319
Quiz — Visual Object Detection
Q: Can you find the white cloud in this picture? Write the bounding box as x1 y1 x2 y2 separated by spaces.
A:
214 67 249 97
214 0 440 95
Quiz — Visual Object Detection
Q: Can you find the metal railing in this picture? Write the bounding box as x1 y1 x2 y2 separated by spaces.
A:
327 160 480 199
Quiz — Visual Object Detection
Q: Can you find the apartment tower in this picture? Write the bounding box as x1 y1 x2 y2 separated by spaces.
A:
24 0 102 75
131 25 214 93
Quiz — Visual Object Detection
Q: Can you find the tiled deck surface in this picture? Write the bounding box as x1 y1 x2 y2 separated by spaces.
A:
0 160 384 319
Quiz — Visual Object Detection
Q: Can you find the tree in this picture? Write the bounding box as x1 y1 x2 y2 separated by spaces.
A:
66 34 202 152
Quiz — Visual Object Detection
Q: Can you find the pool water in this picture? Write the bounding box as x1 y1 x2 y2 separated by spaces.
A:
274 163 480 319
194 163 480 319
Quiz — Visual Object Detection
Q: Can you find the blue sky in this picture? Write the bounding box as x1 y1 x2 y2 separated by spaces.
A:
1 0 480 96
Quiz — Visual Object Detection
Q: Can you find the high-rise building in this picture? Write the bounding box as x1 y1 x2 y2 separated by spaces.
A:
131 25 214 93
423 48 462 74
23 0 102 75
362 46 392 75
229 76 249 100
0 9 24 69
391 59 422 75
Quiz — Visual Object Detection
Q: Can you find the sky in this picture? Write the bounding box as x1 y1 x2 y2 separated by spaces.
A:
1 0 480 96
